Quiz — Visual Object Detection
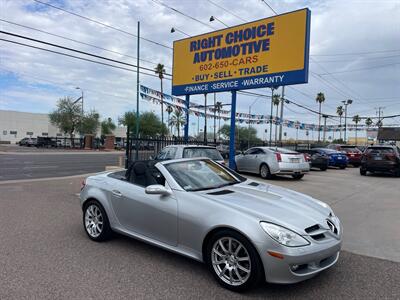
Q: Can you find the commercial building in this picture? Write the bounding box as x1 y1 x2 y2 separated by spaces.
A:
0 109 126 144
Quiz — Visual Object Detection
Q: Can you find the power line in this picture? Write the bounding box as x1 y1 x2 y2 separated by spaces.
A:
311 49 400 57
206 0 248 22
0 18 170 69
311 54 400 63
0 30 172 76
150 0 216 30
32 0 172 50
0 38 160 78
319 62 400 75
260 0 278 15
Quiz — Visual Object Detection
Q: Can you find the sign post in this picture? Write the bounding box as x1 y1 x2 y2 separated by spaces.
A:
229 91 237 169
184 95 190 142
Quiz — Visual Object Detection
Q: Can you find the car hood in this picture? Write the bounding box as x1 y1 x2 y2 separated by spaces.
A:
198 181 332 234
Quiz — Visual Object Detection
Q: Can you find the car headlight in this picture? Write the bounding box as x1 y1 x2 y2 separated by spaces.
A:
260 222 310 247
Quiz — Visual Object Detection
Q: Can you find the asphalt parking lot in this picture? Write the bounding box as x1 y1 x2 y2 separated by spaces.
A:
0 152 123 181
0 168 399 299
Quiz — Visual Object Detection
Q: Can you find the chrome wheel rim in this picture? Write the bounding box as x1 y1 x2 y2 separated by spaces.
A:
85 204 103 238
261 165 268 178
211 237 251 286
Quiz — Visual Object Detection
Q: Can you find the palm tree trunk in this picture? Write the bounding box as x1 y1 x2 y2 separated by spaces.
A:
160 79 164 135
355 123 358 145
218 112 221 141
339 116 342 140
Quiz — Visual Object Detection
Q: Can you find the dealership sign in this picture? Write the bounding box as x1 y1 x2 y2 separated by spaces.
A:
172 8 311 96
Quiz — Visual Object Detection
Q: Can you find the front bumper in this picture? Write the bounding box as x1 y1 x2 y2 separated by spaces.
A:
255 237 342 284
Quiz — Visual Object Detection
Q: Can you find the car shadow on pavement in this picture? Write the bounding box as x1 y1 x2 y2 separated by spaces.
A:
102 232 399 299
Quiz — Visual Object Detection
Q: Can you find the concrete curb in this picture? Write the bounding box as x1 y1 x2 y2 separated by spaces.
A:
0 173 98 185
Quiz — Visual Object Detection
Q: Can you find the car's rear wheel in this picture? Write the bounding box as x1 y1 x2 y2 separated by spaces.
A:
339 165 346 169
83 200 112 241
260 164 272 179
320 166 328 171
206 230 264 292
292 174 305 180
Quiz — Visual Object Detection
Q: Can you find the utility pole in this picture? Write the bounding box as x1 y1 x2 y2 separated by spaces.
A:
135 21 140 160
376 107 384 127
204 93 207 144
213 93 216 144
342 99 353 143
269 87 274 146
279 86 285 142
322 114 328 142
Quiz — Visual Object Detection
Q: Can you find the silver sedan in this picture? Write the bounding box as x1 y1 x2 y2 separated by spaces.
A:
235 147 310 179
80 158 341 292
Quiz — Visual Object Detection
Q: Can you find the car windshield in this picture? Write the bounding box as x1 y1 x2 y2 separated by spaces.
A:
317 149 339 154
165 160 239 191
182 147 224 160
366 147 395 154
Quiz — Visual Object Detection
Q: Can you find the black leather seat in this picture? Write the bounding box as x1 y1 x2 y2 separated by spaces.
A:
130 161 158 187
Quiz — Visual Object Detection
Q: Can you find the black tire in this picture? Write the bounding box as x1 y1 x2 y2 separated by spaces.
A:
395 168 400 177
320 166 328 171
360 168 367 176
292 174 305 180
339 165 346 169
205 229 264 292
83 200 112 242
259 163 272 179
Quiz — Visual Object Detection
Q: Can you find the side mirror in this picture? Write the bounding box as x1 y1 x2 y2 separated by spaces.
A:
145 184 171 196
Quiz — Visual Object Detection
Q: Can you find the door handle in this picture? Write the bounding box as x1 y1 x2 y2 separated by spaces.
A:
112 190 123 197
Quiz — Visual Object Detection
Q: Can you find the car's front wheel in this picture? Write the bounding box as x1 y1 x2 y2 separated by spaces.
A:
292 173 305 180
83 200 112 241
360 168 367 176
206 230 264 292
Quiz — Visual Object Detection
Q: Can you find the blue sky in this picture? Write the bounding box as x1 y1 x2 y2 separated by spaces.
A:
0 0 399 139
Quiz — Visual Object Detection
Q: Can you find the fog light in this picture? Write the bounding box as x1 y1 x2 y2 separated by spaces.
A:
308 262 319 269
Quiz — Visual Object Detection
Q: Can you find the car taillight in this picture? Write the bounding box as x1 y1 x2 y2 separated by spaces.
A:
80 179 86 191
275 152 282 162
303 153 311 162
385 153 396 161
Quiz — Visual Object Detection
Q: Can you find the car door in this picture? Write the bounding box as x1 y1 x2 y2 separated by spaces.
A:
247 148 264 173
237 148 255 172
110 176 178 246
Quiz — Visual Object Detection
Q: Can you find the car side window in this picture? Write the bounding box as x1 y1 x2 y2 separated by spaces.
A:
164 147 177 159
245 148 257 155
156 148 168 160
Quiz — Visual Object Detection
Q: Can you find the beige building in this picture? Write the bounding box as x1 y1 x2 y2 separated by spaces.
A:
0 109 126 144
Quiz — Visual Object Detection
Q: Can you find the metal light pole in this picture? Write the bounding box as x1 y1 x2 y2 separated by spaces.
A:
279 86 285 142
248 97 260 149
75 87 83 137
204 93 207 144
269 87 275 146
170 27 190 37
210 16 229 27
342 99 353 143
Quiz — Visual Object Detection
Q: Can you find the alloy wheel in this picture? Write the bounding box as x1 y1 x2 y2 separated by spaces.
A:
260 165 269 178
211 237 251 286
85 204 104 238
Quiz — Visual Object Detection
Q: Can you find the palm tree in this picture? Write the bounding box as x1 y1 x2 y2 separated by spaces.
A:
365 117 373 145
336 105 344 141
155 63 166 134
169 109 186 138
316 92 325 142
166 105 173 135
352 114 361 145
272 94 280 145
215 101 223 141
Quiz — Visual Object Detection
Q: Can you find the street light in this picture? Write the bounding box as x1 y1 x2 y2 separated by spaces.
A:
342 99 353 142
209 15 228 27
75 87 84 138
170 27 190 37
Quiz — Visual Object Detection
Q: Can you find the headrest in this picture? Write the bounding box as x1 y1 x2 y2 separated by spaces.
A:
133 162 147 175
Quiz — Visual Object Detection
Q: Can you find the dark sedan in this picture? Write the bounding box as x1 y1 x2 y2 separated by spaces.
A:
296 149 329 171
360 145 400 176
313 148 348 169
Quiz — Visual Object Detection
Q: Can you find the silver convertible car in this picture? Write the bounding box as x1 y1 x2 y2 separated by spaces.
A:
80 158 341 292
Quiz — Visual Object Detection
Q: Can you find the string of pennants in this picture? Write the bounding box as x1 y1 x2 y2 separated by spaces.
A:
140 85 377 132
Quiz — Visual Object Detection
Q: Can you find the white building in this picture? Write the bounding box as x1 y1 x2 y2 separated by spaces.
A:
0 109 126 144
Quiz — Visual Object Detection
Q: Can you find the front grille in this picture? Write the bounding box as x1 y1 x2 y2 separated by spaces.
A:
310 233 325 240
327 219 338 235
